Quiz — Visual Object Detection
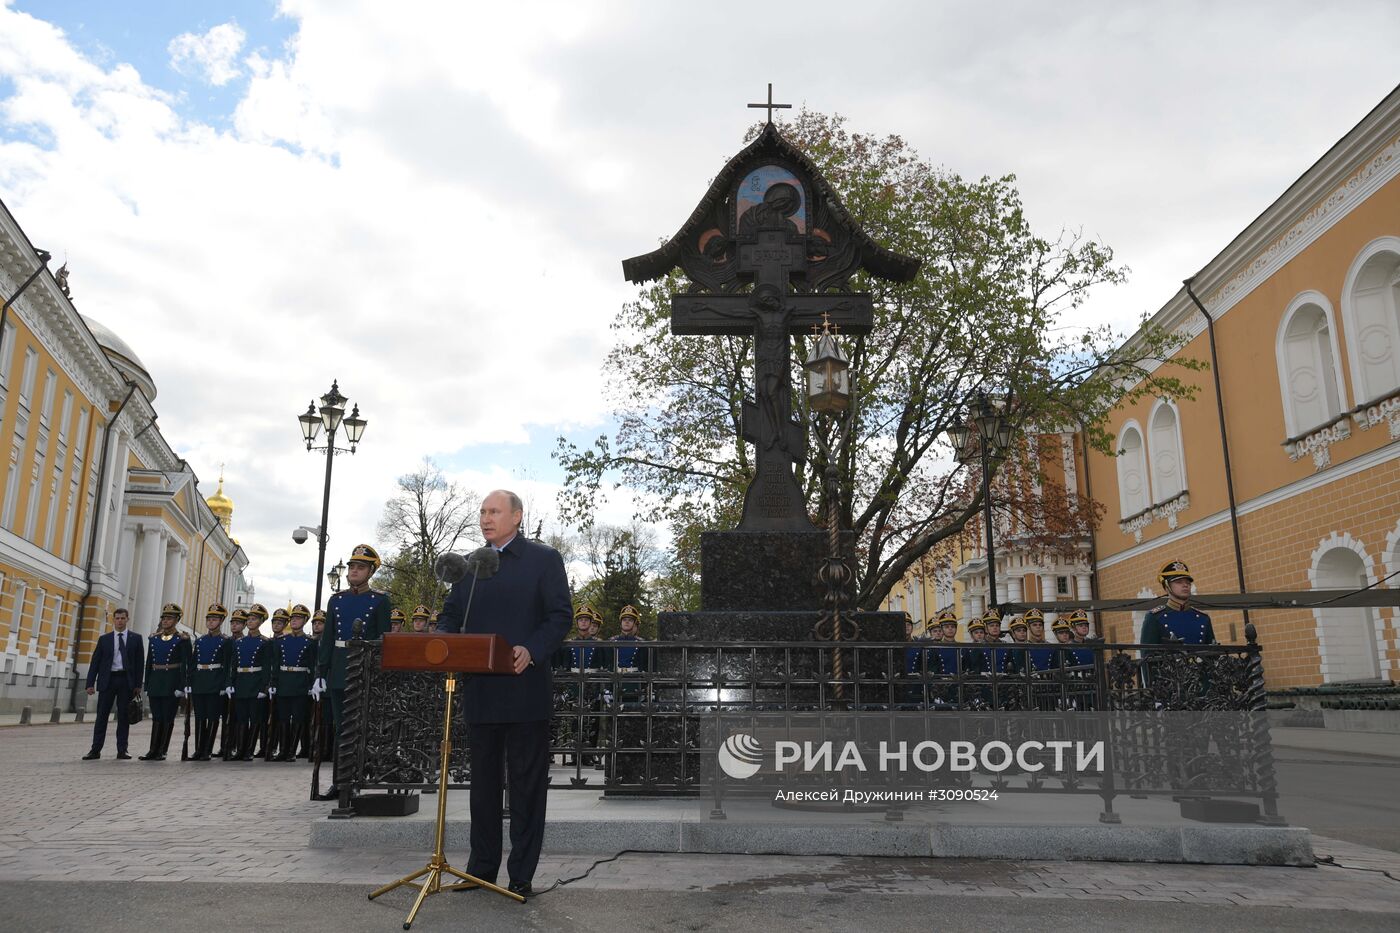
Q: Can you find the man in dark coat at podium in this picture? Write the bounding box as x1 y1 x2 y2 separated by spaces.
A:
436 489 572 897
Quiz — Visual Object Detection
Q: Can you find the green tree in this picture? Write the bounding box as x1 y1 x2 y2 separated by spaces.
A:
375 459 481 615
574 523 661 638
556 111 1202 610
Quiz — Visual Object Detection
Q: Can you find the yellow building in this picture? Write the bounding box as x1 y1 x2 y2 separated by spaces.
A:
1086 86 1400 688
882 432 1095 639
0 198 252 714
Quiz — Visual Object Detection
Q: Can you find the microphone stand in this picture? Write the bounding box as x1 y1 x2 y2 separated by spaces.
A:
369 554 523 925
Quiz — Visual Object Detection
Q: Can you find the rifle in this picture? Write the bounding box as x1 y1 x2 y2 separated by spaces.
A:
180 691 193 761
309 696 324 800
262 693 278 762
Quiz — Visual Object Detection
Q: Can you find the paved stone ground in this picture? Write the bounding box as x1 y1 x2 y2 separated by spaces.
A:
3 721 1399 923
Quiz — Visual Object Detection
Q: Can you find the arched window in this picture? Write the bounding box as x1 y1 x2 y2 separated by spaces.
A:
1116 421 1150 517
1147 400 1185 502
1312 545 1380 682
1276 291 1345 438
1341 239 1400 405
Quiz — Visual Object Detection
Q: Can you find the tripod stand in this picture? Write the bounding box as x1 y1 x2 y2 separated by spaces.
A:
369 634 524 928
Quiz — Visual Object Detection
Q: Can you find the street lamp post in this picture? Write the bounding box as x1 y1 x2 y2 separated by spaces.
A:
327 560 346 594
297 381 367 611
946 390 1014 613
805 318 859 702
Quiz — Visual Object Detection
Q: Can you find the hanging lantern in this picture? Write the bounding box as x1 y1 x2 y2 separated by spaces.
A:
804 329 851 414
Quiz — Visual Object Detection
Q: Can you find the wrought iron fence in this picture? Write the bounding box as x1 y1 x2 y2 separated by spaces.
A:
335 630 1281 823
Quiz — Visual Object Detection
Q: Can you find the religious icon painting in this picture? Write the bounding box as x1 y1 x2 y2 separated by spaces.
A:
734 164 807 237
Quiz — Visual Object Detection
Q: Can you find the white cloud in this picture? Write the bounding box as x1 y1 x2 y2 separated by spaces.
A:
1 0 1398 604
167 22 247 87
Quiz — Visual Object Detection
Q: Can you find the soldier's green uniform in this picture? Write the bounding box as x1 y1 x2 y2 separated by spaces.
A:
189 603 232 761
218 609 248 759
259 608 291 757
314 544 392 800
140 603 191 761
228 603 273 761
271 603 316 762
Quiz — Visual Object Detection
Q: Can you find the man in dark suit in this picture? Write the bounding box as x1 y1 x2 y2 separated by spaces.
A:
436 489 571 897
83 608 145 760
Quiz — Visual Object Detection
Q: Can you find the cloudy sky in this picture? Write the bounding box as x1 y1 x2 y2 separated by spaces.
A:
0 0 1396 605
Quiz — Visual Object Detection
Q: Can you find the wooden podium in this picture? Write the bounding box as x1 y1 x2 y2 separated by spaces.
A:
368 633 524 926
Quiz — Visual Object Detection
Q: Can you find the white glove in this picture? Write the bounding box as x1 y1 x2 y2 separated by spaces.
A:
223 686 234 697
175 688 185 698
268 686 277 697
257 692 267 699
311 678 325 700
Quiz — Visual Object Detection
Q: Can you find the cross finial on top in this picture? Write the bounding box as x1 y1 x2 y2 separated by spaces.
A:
747 82 792 124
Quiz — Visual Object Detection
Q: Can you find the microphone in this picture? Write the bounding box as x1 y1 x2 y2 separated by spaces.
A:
465 546 500 580
434 547 500 584
434 546 502 630
434 551 470 585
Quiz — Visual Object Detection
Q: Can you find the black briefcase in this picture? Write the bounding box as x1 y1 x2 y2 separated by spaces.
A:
125 697 144 724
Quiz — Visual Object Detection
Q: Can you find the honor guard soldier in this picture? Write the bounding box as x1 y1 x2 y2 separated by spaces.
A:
389 607 408 633
140 604 191 761
310 609 331 760
256 607 287 757
561 604 601 671
1141 561 1216 646
289 605 310 637
1064 609 1096 666
935 611 961 677
227 603 273 761
902 612 923 675
1005 615 1030 673
410 605 432 633
314 544 393 800
611 605 647 671
1023 609 1057 674
982 609 1013 675
189 603 232 761
959 616 991 707
218 609 248 758
271 603 316 762
611 605 648 705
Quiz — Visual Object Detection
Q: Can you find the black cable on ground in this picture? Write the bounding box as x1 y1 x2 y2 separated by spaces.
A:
1317 854 1400 883
526 849 670 897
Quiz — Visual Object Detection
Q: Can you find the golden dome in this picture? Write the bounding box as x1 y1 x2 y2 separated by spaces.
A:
206 467 234 533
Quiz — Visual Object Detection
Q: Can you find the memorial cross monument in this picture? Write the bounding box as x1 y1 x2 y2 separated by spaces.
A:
623 96 919 622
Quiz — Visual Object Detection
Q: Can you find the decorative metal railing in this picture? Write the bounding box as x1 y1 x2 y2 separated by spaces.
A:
335 628 1281 824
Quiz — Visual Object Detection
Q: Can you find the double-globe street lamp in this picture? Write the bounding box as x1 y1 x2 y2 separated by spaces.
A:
297 381 367 611
946 390 1014 613
327 559 347 595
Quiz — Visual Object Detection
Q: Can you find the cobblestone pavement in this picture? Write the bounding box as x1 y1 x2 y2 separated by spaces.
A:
3 722 1398 918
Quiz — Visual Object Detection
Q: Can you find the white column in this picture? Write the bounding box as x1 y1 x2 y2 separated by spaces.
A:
133 527 164 637
1007 575 1023 605
1040 573 1056 604
116 525 137 604
1076 573 1092 600
99 434 129 571
162 542 184 609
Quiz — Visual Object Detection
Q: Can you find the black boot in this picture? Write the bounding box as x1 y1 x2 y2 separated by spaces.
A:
277 722 297 761
238 720 256 761
222 720 239 761
138 722 164 761
159 720 177 759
